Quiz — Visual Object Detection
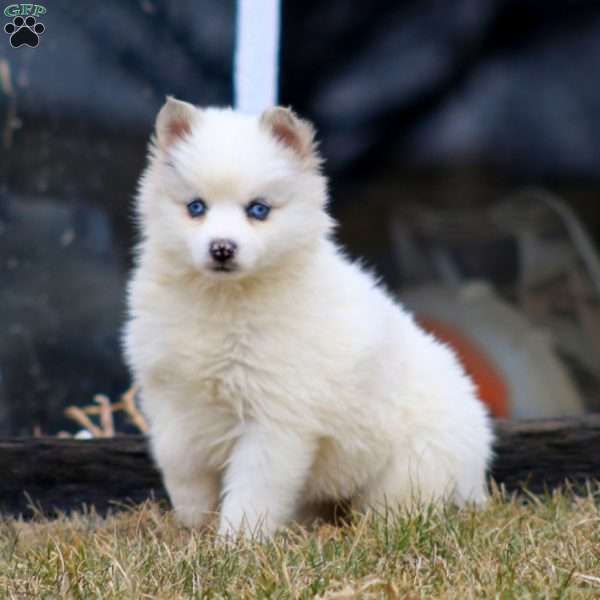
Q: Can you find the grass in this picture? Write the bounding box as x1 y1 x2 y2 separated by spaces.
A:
1 485 600 599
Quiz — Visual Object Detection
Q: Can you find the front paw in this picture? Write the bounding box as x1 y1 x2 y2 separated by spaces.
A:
217 508 274 541
174 502 216 529
217 518 244 541
164 472 220 529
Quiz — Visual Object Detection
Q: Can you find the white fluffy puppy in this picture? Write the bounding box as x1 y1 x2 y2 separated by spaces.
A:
124 97 493 537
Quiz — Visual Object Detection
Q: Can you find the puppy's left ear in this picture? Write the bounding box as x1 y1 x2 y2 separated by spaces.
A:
260 107 318 164
155 96 199 150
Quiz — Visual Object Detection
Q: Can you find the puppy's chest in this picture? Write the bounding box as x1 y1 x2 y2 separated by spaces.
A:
163 316 277 407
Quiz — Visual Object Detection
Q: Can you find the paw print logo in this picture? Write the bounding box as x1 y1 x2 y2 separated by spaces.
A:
4 15 45 48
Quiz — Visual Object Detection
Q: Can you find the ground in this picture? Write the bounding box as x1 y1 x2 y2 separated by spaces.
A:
1 485 599 599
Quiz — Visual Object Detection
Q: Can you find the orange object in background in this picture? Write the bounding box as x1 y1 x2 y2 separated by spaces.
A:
417 316 510 418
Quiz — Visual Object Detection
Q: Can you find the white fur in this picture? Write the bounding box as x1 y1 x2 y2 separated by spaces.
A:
124 101 494 538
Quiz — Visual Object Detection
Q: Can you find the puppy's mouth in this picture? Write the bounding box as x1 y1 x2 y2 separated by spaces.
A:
210 263 238 273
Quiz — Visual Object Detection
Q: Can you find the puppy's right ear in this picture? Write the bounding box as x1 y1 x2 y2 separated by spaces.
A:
155 96 199 150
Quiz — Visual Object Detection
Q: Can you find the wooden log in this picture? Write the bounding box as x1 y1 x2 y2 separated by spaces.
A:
0 437 166 518
492 416 600 493
1 415 599 518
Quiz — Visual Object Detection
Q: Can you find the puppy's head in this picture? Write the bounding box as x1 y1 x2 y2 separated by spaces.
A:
137 97 331 281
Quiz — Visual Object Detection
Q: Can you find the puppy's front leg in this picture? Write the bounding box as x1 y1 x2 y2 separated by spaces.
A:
218 422 315 538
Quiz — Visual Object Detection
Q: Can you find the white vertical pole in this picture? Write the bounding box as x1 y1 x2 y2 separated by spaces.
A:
234 0 281 114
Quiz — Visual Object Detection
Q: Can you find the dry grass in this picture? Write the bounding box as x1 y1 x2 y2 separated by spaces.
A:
1 486 600 599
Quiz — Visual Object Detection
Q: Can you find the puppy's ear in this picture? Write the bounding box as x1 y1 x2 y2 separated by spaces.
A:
155 96 199 150
260 107 317 163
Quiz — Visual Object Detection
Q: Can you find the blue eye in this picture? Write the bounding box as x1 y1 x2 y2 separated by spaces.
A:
187 198 207 218
246 200 271 221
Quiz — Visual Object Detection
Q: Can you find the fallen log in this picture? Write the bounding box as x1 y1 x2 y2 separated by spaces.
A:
1 416 600 518
0 436 166 518
492 416 600 494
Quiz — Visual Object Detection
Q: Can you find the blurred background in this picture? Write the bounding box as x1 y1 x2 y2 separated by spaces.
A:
1 0 600 435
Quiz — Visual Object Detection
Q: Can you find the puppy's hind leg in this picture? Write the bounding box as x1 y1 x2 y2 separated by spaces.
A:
353 446 461 514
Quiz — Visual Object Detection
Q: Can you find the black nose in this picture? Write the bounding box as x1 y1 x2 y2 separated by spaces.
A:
209 239 237 263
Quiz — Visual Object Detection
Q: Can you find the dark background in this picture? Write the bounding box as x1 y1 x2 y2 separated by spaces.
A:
1 0 600 434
